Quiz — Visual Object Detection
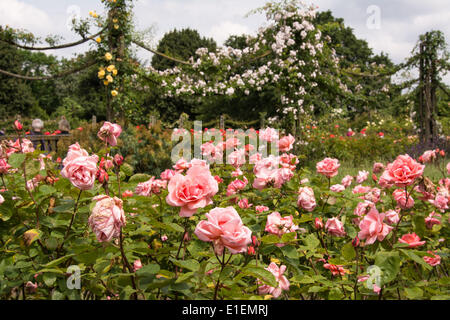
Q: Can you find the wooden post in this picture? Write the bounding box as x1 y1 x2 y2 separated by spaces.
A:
92 115 97 126
219 115 225 130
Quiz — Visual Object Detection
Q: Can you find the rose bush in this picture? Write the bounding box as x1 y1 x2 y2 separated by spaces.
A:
0 122 448 301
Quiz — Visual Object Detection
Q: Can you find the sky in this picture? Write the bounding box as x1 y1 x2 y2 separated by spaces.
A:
0 0 449 82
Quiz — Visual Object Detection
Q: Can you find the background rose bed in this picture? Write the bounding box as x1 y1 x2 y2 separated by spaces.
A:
0 121 448 300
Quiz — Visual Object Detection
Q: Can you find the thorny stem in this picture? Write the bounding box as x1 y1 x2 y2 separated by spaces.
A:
56 189 83 255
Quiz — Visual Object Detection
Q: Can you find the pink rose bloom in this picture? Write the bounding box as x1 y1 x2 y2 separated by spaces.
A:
358 207 393 245
265 211 299 238
135 177 167 196
255 205 269 213
97 122 122 146
323 263 349 276
160 169 176 181
133 259 143 272
259 127 279 143
341 175 353 188
297 187 317 212
382 154 424 187
384 209 400 225
278 134 295 152
300 178 310 184
238 198 252 209
223 137 241 150
20 139 35 153
226 176 248 196
330 184 345 192
201 142 216 158
194 206 252 255
0 158 11 174
249 152 263 164
423 251 441 266
420 150 436 163
393 189 414 209
231 168 243 177
316 158 340 178
227 149 246 168
173 158 190 171
314 217 323 230
353 201 375 225
189 158 208 168
356 170 369 184
430 188 449 212
425 211 441 229
398 233 426 248
122 190 133 198
63 143 89 166
414 184 434 201
364 187 381 203
378 172 394 189
161 234 168 242
88 195 126 242
25 281 38 293
258 262 290 298
166 165 218 217
372 162 384 174
352 185 371 194
214 175 223 184
279 153 298 170
61 154 99 190
252 155 281 190
325 217 346 237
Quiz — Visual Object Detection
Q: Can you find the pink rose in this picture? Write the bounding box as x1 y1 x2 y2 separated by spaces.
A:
356 170 369 184
60 153 99 190
393 189 414 209
160 169 176 181
265 211 299 238
259 127 279 143
133 259 143 272
420 150 436 163
314 217 323 230
255 205 269 213
279 153 298 170
430 188 449 212
0 158 11 174
88 195 126 242
325 217 346 237
194 206 252 255
341 175 353 188
330 184 345 192
278 134 295 152
384 209 400 225
297 187 316 212
173 158 191 171
358 207 392 245
135 177 167 196
372 162 384 174
227 149 246 168
249 152 262 164
97 122 122 146
166 165 218 217
364 187 381 203
0 194 4 204
323 263 348 276
352 185 371 194
425 211 441 229
381 154 424 187
238 198 252 209
226 176 248 196
423 251 441 266
398 233 426 248
316 158 340 178
63 143 89 166
353 201 375 225
258 262 290 298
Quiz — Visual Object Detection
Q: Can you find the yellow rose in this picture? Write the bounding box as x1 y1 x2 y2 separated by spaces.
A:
96 37 101 43
103 80 109 86
113 18 118 23
112 69 118 76
106 75 113 83
111 90 118 97
105 52 113 61
114 24 119 30
98 69 105 79
106 65 115 72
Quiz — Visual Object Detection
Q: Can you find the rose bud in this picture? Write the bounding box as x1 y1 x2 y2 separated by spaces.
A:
96 168 109 184
352 237 360 247
14 120 23 131
247 246 256 255
113 154 124 167
372 173 378 182
314 217 324 230
252 235 260 247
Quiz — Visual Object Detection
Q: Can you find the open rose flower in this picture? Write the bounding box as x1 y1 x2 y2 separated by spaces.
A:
384 209 400 225
381 154 424 187
297 187 316 212
166 165 218 217
97 122 122 146
393 189 414 209
60 152 98 190
265 212 298 246
358 207 392 245
423 251 441 266
341 175 353 188
356 170 369 184
0 158 11 174
259 127 279 143
372 162 384 173
325 217 346 237
258 262 290 298
278 134 295 152
398 233 426 248
316 158 340 178
88 195 126 242
425 211 441 229
194 206 252 255
323 263 349 276
330 184 345 192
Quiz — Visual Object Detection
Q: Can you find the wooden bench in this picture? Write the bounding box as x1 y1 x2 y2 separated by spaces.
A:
0 134 71 153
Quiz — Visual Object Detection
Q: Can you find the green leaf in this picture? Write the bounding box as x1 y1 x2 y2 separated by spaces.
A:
129 173 152 183
43 273 57 286
120 163 133 176
304 234 320 250
404 287 423 300
38 185 56 196
242 266 277 288
328 287 344 300
400 249 432 271
341 242 356 261
374 251 400 284
280 245 299 259
175 271 195 284
261 234 281 244
136 263 160 276
8 153 26 168
42 254 75 268
281 232 297 243
169 259 200 272
51 290 65 300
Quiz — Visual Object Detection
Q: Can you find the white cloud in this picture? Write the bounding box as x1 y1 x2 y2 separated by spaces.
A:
0 0 52 34
208 21 251 45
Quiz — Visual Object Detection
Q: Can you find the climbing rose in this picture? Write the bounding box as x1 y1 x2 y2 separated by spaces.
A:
88 195 126 242
194 206 252 255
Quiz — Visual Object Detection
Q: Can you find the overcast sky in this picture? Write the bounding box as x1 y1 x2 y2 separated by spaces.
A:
1 0 449 82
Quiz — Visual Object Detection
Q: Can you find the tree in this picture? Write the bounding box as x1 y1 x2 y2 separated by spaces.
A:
151 28 217 71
